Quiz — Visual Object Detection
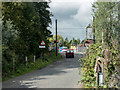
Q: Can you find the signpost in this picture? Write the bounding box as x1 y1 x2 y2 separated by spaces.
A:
95 56 104 86
39 40 46 48
39 40 46 60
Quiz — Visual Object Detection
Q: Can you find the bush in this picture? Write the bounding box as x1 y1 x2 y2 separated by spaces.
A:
80 43 102 87
2 50 62 81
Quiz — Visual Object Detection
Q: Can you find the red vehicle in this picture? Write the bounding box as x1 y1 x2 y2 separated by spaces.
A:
66 50 74 58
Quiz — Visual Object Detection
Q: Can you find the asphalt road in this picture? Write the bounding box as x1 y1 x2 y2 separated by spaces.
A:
2 53 82 88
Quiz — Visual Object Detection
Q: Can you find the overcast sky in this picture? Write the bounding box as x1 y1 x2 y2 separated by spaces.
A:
49 0 95 41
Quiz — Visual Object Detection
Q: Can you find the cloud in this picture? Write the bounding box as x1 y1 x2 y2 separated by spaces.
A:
51 0 94 2
71 1 93 25
50 2 80 20
49 0 94 40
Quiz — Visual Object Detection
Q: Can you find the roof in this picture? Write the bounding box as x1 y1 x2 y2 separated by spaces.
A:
84 39 94 44
76 44 84 47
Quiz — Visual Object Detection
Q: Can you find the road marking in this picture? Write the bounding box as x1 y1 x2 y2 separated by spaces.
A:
28 86 37 88
21 83 32 86
12 81 16 83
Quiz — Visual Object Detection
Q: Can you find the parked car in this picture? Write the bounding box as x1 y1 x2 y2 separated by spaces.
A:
66 50 74 58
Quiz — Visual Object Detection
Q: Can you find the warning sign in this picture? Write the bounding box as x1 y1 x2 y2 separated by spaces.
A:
40 40 46 45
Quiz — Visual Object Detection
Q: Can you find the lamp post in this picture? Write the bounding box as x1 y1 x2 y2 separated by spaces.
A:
93 16 95 44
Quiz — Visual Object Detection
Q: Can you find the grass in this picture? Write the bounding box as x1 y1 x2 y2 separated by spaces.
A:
2 51 62 81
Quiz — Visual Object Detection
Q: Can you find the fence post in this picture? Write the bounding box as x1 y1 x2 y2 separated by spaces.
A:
34 55 36 63
96 57 104 86
25 56 27 67
96 62 99 86
13 57 15 72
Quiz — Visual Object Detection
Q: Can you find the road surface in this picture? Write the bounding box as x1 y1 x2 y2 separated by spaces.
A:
2 53 82 88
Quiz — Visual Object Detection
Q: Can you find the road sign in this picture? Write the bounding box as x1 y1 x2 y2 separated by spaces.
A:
39 46 45 48
39 40 46 48
40 40 46 45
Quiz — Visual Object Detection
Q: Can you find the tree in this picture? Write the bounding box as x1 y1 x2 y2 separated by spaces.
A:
53 35 64 41
81 39 85 44
64 37 69 48
48 34 64 47
72 37 75 42
91 1 120 86
70 37 76 46
92 2 119 48
2 2 52 77
2 21 19 74
77 38 80 44
2 2 52 57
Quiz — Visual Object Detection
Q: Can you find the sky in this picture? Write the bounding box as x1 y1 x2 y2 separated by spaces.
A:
49 0 95 41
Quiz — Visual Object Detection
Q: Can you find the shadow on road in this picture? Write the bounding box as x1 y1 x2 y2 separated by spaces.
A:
2 53 83 88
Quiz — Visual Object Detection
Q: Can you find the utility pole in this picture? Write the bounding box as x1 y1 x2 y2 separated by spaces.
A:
118 1 120 52
93 16 95 44
86 28 88 40
55 19 57 56
102 29 104 44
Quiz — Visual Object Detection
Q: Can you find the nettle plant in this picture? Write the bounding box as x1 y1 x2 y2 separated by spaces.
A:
106 48 119 87
80 43 102 87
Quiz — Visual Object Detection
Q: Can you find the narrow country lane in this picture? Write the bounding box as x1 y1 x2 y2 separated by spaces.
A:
2 53 82 88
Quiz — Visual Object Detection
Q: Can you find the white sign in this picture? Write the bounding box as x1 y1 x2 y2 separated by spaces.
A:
39 46 45 48
98 73 104 86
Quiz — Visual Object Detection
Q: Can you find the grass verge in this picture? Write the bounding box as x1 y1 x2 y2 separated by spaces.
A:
2 51 62 81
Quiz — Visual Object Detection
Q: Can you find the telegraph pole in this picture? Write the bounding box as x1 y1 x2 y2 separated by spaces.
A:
102 29 104 44
86 28 88 40
55 19 57 56
118 1 120 52
93 16 95 44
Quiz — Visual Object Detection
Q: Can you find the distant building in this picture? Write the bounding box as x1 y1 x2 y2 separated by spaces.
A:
75 39 94 52
72 42 77 46
84 39 94 47
75 44 87 52
76 44 84 47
